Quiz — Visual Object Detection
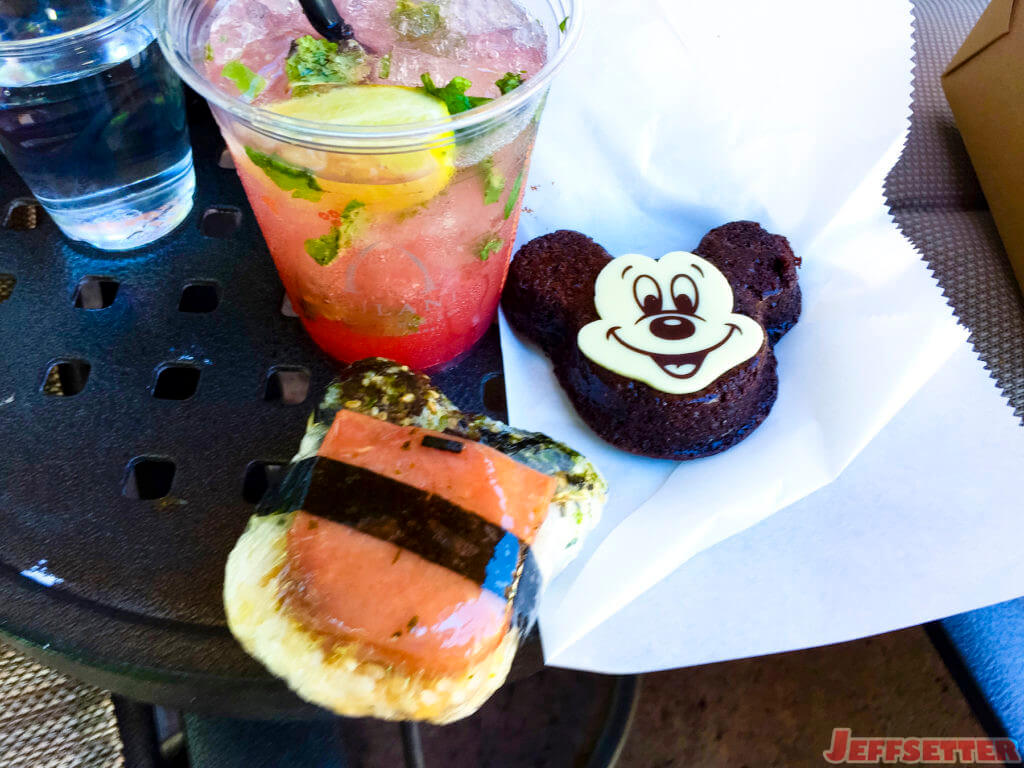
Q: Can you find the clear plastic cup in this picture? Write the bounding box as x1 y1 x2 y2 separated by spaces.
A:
159 0 579 369
0 0 195 251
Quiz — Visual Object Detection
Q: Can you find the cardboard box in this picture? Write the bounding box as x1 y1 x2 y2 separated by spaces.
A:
943 0 1024 298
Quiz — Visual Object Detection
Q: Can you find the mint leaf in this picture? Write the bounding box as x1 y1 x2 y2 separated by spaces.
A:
285 35 367 90
559 16 569 32
337 199 366 247
244 146 323 202
495 71 525 95
305 199 367 265
305 226 341 266
222 60 266 100
391 0 445 40
204 43 214 62
504 170 524 219
478 236 503 261
378 53 392 79
480 157 505 205
420 73 491 115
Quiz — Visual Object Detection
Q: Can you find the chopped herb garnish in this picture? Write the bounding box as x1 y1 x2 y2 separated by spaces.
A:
243 146 323 201
404 313 423 333
478 236 503 261
391 631 401 638
204 43 214 62
480 157 505 204
495 71 525 95
504 171 524 219
378 53 392 79
340 199 366 218
392 548 402 563
532 91 548 123
559 16 569 32
420 73 491 115
304 226 341 266
303 200 366 265
221 60 266 100
307 519 319 529
391 0 445 40
407 615 419 629
284 35 367 92
401 440 412 450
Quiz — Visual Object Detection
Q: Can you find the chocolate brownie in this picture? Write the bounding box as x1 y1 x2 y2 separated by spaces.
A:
501 221 801 460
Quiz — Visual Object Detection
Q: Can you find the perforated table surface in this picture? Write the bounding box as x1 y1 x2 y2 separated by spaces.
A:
0 93 509 718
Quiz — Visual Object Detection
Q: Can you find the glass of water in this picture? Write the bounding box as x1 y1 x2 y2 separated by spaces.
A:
0 0 195 250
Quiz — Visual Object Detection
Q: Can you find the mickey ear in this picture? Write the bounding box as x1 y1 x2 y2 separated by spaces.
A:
503 230 615 343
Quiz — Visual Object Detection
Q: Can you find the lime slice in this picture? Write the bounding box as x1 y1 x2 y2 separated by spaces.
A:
269 86 456 211
271 84 451 126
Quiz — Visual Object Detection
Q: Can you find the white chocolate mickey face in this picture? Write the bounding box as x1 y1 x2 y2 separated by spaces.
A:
577 251 765 395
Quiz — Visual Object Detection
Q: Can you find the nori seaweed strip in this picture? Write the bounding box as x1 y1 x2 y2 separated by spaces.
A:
272 457 522 592
254 457 316 517
421 435 464 453
511 547 542 632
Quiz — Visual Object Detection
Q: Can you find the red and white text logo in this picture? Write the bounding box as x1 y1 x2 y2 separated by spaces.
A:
823 728 1022 764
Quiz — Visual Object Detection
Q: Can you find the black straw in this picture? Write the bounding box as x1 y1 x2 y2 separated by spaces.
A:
297 0 354 42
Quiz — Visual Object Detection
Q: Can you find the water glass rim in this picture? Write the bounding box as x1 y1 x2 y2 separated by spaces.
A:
0 0 153 54
158 0 581 148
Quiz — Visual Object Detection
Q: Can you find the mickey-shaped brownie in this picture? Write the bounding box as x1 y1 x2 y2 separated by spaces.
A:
502 221 801 460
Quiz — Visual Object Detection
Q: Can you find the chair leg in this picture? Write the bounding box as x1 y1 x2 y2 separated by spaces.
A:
111 697 164 768
181 713 351 768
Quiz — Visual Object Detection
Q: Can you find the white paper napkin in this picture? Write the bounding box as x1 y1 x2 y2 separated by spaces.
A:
548 342 1024 672
500 0 969 665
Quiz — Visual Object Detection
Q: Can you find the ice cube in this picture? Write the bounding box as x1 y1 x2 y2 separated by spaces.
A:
443 0 543 40
203 0 548 106
334 0 401 55
206 0 313 100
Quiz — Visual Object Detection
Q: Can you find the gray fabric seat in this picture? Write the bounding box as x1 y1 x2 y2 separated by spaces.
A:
885 0 1024 420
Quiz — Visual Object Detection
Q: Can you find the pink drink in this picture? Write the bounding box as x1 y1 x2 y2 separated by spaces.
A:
164 0 570 369
205 0 547 104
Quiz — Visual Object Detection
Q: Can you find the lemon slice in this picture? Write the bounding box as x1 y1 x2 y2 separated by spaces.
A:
269 86 456 211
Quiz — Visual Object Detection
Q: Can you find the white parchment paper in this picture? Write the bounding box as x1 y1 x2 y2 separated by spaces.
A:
549 342 1024 672
499 0 973 666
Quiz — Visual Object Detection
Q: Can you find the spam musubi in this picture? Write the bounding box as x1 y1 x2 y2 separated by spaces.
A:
224 359 605 722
